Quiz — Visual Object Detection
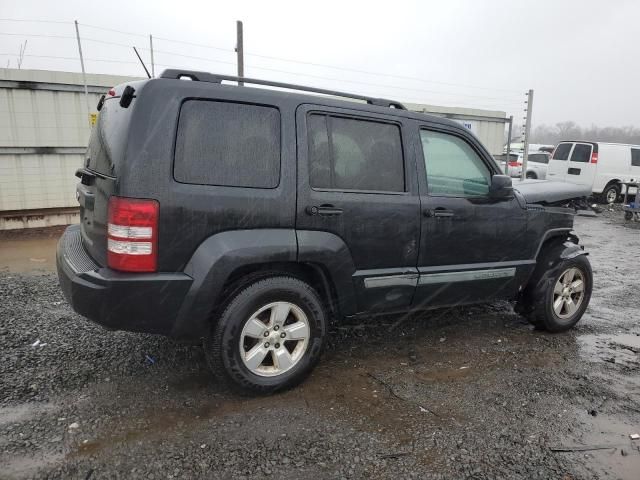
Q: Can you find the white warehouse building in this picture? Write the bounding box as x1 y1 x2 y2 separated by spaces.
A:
0 68 507 230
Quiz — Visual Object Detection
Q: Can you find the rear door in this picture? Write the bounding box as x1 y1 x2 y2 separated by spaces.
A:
566 142 597 187
295 105 421 312
546 142 573 181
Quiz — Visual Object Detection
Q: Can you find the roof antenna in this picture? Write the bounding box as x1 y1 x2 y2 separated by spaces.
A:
133 46 151 78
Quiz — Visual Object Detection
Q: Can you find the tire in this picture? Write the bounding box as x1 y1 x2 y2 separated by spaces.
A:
204 276 327 394
600 183 621 204
625 211 634 221
526 172 537 179
526 255 592 333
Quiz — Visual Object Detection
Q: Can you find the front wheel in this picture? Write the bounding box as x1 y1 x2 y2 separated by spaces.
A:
526 255 593 332
526 171 537 179
204 276 327 394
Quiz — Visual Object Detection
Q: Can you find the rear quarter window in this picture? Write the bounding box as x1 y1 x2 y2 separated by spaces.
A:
552 143 572 160
529 153 549 164
632 148 640 167
174 100 280 188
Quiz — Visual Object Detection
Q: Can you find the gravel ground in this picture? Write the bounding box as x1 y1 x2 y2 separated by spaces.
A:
1 212 640 479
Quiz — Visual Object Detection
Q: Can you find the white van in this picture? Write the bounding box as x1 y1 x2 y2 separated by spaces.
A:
547 141 640 203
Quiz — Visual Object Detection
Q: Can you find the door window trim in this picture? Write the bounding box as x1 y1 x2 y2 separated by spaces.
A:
306 110 409 195
418 125 496 199
552 142 574 161
568 143 593 163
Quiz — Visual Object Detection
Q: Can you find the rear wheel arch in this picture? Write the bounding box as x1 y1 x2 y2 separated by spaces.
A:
216 261 340 321
600 180 621 204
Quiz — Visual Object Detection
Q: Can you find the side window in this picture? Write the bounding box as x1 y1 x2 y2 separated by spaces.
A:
174 100 280 188
529 153 549 164
570 144 592 163
307 114 405 192
552 143 573 160
631 148 640 167
420 130 491 197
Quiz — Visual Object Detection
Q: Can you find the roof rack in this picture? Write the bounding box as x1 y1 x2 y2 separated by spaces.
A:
159 69 407 110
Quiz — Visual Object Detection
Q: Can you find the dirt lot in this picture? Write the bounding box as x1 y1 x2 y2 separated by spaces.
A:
1 212 639 480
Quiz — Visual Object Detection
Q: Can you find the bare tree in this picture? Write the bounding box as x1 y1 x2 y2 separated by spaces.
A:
529 122 640 145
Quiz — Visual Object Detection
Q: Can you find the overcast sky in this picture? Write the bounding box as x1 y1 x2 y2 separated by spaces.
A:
1 0 638 127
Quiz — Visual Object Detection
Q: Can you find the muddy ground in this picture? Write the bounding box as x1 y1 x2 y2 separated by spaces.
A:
1 213 639 480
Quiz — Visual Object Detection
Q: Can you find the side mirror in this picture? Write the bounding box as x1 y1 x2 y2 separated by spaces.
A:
489 174 514 199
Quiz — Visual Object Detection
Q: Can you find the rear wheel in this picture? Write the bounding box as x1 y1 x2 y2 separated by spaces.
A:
525 255 592 332
204 276 327 394
600 183 620 204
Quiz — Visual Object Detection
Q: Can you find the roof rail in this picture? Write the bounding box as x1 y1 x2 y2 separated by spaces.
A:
159 69 407 110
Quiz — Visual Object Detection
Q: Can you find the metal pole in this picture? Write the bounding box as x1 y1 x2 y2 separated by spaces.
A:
521 89 534 181
149 34 155 77
505 115 513 176
236 20 244 85
74 20 91 127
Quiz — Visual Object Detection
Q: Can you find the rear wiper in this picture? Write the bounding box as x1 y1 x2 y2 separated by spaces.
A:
75 167 112 180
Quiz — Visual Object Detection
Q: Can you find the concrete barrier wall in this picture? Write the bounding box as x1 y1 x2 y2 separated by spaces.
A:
0 68 141 229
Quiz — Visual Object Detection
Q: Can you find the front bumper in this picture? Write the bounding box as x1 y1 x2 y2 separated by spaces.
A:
56 225 193 336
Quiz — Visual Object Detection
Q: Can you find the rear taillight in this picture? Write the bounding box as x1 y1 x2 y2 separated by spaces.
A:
508 161 522 167
107 196 159 272
591 152 598 164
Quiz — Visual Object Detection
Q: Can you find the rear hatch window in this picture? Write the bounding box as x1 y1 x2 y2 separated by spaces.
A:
86 97 132 177
79 94 135 266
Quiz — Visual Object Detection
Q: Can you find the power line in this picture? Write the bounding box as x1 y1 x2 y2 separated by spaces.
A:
0 53 138 64
244 51 523 94
0 32 75 40
153 36 233 53
0 18 70 24
0 20 524 101
149 48 521 102
78 22 148 38
0 20 523 96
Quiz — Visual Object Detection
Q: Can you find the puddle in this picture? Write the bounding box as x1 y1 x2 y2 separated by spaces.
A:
579 333 640 367
556 411 640 479
0 452 65 479
0 227 64 274
0 403 56 426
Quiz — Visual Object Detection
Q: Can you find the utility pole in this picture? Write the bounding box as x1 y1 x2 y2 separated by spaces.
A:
74 20 91 127
149 34 155 77
236 20 244 85
504 115 513 175
521 89 534 181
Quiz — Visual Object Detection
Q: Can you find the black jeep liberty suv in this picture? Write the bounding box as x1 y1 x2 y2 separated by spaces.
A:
57 70 592 393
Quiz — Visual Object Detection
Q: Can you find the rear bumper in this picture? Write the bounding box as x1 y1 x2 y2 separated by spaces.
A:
56 225 193 337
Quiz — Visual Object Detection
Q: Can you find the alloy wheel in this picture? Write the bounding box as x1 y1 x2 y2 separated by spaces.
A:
552 267 586 319
239 301 310 377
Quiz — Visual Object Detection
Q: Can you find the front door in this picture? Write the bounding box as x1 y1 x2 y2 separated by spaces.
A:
412 123 531 309
546 142 574 182
295 105 421 313
565 142 596 187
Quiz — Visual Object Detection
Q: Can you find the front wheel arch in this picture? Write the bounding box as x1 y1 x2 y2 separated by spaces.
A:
516 235 587 316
